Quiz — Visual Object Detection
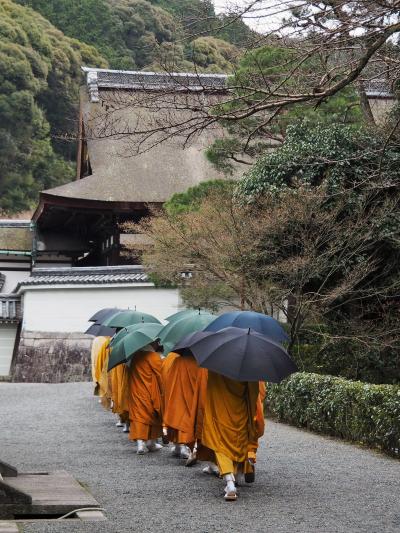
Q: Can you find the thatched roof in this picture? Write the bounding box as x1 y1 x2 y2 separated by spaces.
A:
42 69 240 205
0 221 32 252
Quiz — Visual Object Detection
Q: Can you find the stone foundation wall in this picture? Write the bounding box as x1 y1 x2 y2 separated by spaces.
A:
11 331 93 383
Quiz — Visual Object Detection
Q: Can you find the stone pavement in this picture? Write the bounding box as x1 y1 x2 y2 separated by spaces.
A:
0 382 399 533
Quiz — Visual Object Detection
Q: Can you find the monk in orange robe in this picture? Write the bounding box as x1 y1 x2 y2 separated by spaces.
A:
244 381 266 483
127 346 163 454
162 352 207 461
198 371 261 501
93 336 112 410
91 336 108 388
110 363 130 430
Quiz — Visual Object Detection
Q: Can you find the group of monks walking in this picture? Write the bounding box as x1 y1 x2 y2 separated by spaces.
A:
92 336 266 501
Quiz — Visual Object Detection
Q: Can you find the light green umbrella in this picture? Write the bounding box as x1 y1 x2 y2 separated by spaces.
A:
158 311 216 355
108 323 163 371
103 310 161 328
165 309 201 324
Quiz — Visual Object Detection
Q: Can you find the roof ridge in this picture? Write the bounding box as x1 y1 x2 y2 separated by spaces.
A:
32 265 146 276
82 67 228 103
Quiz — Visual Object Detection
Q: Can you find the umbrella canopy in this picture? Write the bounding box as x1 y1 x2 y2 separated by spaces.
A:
89 308 124 323
204 311 289 343
158 311 216 355
173 326 297 382
102 310 161 328
165 309 201 323
108 323 163 371
85 323 117 337
171 330 210 356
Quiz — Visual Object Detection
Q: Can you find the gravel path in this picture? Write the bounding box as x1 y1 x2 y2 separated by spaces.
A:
0 382 399 533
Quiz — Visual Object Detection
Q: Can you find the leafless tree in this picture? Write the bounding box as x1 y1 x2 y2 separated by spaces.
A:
85 1 400 157
126 185 400 351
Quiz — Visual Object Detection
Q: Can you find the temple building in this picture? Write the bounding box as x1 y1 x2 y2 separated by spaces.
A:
34 68 232 267
0 69 396 382
0 69 236 381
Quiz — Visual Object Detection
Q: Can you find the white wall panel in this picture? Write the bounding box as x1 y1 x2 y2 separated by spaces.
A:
0 324 18 376
22 285 181 332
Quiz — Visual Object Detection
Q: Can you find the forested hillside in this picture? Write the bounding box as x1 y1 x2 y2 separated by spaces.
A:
1 0 250 213
0 0 107 212
16 0 252 71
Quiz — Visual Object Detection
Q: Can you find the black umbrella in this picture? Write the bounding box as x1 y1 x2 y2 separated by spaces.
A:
171 330 210 356
85 323 117 337
172 327 297 383
89 308 124 323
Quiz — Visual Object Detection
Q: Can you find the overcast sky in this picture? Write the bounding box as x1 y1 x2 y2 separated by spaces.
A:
213 0 294 33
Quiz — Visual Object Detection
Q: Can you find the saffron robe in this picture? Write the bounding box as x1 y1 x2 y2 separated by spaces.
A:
128 350 163 441
199 371 260 476
162 352 207 446
91 336 108 384
94 336 112 409
248 382 266 462
110 363 129 417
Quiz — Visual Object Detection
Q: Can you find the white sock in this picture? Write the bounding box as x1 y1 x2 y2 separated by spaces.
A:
224 473 236 493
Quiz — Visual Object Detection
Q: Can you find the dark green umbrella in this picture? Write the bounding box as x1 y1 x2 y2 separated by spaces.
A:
158 311 216 355
103 310 161 328
165 309 200 323
108 323 163 371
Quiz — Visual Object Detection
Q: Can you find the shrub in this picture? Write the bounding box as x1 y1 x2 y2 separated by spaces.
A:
268 372 400 457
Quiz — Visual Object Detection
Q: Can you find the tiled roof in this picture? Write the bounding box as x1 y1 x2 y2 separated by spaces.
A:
15 266 150 292
0 273 5 291
82 68 228 102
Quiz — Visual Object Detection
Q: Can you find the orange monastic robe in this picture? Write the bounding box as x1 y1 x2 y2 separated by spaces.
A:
91 336 108 384
162 352 208 446
128 350 163 441
198 371 260 476
248 382 266 458
93 336 112 409
110 364 129 418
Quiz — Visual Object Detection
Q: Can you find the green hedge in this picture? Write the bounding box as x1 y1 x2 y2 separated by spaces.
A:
267 373 400 457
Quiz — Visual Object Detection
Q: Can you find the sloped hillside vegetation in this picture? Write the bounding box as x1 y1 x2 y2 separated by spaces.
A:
0 0 107 212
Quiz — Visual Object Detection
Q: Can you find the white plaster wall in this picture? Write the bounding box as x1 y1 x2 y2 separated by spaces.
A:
0 323 18 376
21 285 181 332
0 269 31 293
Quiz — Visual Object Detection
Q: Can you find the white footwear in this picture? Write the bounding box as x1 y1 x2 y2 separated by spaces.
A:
179 445 190 460
137 440 147 455
116 421 123 427
202 464 220 476
146 439 163 452
224 474 237 501
123 423 130 433
171 444 190 459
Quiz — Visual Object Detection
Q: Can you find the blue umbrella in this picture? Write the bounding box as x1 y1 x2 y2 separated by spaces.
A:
204 311 289 343
172 327 296 382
